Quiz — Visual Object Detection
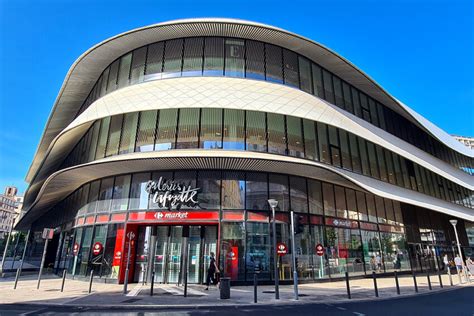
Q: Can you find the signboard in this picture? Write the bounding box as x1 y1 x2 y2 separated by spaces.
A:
126 231 136 240
315 243 325 256
325 218 358 229
42 228 54 240
145 177 199 209
92 242 103 256
72 242 80 255
276 242 288 256
128 210 219 222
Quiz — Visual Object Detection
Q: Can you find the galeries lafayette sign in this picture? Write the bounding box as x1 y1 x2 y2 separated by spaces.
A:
145 177 199 209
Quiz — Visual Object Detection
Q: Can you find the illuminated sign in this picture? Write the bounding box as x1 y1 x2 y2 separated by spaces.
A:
145 177 199 209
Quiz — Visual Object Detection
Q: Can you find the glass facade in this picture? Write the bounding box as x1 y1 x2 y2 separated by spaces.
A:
62 109 473 209
74 37 472 175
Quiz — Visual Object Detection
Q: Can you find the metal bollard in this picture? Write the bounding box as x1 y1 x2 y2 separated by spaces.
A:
426 271 432 290
437 270 443 288
448 269 453 286
372 272 379 297
394 271 400 295
254 273 258 303
412 271 418 293
61 270 67 292
184 268 188 298
150 271 155 296
88 270 94 294
345 272 351 299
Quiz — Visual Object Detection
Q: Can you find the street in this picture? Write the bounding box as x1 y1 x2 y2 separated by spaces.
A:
0 286 472 315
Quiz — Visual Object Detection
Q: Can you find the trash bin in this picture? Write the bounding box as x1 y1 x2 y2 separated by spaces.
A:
220 277 231 299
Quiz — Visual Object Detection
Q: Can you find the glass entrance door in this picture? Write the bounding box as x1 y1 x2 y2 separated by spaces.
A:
166 226 183 284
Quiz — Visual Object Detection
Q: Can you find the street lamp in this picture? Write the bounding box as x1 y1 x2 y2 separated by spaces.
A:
450 219 468 283
268 198 279 300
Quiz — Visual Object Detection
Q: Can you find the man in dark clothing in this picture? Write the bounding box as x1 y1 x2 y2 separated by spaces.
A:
205 252 219 290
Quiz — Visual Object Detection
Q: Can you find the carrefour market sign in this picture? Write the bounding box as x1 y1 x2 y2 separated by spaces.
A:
145 177 199 209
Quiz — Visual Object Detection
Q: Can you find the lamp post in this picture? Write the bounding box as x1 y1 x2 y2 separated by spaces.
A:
0 212 18 277
449 219 467 282
268 199 279 300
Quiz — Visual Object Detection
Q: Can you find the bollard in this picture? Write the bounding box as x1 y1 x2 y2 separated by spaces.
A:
254 273 258 303
448 269 453 286
345 272 351 299
394 271 400 295
150 271 155 296
61 270 67 292
437 270 443 288
372 272 379 297
412 271 418 293
88 270 94 294
184 267 188 298
426 271 432 290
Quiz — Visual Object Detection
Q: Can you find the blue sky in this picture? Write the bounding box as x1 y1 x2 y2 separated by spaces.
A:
0 0 472 194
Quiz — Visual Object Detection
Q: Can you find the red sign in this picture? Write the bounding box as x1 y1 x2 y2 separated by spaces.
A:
92 242 103 256
127 211 219 222
42 228 54 240
276 243 288 256
72 242 79 255
315 243 325 256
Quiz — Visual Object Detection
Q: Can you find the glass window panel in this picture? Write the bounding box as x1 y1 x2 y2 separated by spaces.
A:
317 122 329 163
176 108 200 149
222 171 245 209
246 172 268 211
78 227 93 275
246 222 271 280
366 194 377 223
367 142 379 179
375 196 386 224
282 49 299 87
376 145 387 182
342 81 353 113
162 39 183 78
87 121 101 162
328 126 341 167
130 46 147 84
220 222 245 281
149 171 173 210
322 183 336 217
117 53 132 88
311 64 324 98
200 108 222 149
203 37 224 76
155 109 178 151
303 119 318 161
173 171 197 210
105 114 123 157
95 117 110 160
289 176 307 213
385 149 396 184
308 179 323 215
182 37 204 76
368 98 379 126
356 191 368 221
197 170 221 209
351 87 362 118
322 70 335 104
286 116 304 158
348 134 361 173
269 174 289 212
129 173 151 210
119 112 139 155
224 38 245 77
267 113 286 155
384 199 396 225
107 59 120 93
334 185 347 219
111 175 131 211
223 109 245 150
393 201 403 225
399 157 412 189
135 110 157 152
99 67 110 96
245 40 265 80
246 110 267 152
333 76 344 107
298 56 312 93
87 180 100 214
145 42 164 79
361 230 381 272
360 93 371 122
97 177 114 213
339 129 351 170
265 44 283 83
358 138 370 176
345 189 358 220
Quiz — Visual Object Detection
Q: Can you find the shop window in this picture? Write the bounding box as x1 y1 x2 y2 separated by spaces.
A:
220 222 245 281
361 230 382 272
203 37 224 76
129 173 151 210
286 116 304 158
200 108 223 149
311 225 329 279
176 108 200 149
289 176 307 213
322 183 336 217
225 38 245 77
223 109 245 150
380 232 410 272
102 223 124 279
269 174 289 212
197 170 221 209
87 180 101 214
149 171 173 210
246 110 267 152
78 227 94 276
267 113 287 155
162 39 183 78
97 177 114 213
246 172 268 211
173 171 198 210
245 40 265 80
111 175 131 211
155 109 178 151
135 110 158 152
325 227 364 277
182 37 204 76
265 44 283 83
308 179 323 215
222 171 245 209
246 222 271 280
70 228 83 275
90 225 108 276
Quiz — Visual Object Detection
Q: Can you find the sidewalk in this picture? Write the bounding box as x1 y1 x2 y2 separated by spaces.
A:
0 272 472 308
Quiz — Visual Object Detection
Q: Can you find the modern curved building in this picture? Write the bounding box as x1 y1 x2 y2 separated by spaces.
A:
17 19 473 285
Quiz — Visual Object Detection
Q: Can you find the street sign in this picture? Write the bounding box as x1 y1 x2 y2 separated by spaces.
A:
276 242 287 256
72 242 79 255
315 243 324 256
92 242 103 256
42 228 54 240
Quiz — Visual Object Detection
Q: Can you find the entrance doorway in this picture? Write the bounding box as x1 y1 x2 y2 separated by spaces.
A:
133 225 217 284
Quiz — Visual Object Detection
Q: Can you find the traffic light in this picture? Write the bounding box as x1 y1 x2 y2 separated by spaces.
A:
294 214 305 234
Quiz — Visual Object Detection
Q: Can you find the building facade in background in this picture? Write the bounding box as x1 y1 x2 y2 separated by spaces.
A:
0 187 22 239
17 19 473 285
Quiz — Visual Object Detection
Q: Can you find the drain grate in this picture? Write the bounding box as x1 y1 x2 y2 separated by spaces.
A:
122 298 141 303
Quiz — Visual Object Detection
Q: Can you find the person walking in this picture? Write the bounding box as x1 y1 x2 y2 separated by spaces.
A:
454 254 463 279
375 253 382 272
443 254 449 272
205 252 219 290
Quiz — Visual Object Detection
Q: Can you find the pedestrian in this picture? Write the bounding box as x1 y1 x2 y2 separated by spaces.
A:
375 253 382 272
443 253 449 272
205 252 219 290
370 255 376 271
454 254 463 276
